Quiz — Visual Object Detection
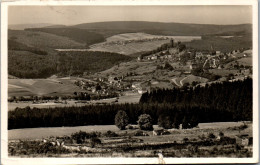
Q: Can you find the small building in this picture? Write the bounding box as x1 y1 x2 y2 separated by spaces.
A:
216 51 221 55
137 56 143 61
151 56 158 60
190 63 198 70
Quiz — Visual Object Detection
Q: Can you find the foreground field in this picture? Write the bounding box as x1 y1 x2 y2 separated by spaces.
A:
8 122 252 157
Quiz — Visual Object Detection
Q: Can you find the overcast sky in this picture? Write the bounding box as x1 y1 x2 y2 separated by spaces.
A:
8 5 252 25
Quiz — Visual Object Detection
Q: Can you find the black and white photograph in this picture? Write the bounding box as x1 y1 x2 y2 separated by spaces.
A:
1 0 259 164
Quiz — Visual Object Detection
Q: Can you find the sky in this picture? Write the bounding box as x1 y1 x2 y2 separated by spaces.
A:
8 5 252 25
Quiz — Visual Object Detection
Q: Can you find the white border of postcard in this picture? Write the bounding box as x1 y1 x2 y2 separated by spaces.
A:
1 0 259 164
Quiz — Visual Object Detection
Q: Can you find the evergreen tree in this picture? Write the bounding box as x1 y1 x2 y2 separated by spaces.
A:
114 110 129 130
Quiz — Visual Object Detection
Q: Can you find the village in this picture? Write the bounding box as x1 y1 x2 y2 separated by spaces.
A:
7 38 252 108
73 39 252 101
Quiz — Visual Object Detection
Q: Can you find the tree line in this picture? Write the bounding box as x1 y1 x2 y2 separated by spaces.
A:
9 103 234 130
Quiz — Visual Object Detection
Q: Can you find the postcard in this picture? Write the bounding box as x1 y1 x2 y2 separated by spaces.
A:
1 0 258 164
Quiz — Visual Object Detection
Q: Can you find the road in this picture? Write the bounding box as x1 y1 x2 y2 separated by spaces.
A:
171 75 192 87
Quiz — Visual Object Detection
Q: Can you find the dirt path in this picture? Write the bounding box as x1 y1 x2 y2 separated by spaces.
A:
180 75 192 86
171 78 182 87
172 75 191 87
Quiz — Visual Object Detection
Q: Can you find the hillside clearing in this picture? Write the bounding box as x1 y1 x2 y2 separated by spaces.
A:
89 33 201 55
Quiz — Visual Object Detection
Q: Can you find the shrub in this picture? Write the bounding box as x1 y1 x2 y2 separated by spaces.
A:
239 123 248 130
90 137 101 148
71 131 99 144
183 137 189 143
137 114 153 131
103 130 118 137
219 131 224 137
208 133 216 139
134 130 144 136
198 134 206 140
161 130 171 135
187 144 199 154
158 115 173 129
219 136 236 145
115 110 129 130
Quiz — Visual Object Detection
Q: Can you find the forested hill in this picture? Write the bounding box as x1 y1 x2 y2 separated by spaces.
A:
140 78 252 121
71 21 252 36
9 51 132 78
25 28 105 46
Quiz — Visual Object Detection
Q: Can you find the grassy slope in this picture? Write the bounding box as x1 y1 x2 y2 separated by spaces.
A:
8 78 83 97
90 40 171 56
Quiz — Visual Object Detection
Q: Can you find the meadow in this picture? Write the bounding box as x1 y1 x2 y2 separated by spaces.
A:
8 78 83 97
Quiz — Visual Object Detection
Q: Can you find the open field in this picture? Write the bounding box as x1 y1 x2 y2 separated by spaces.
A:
90 40 171 55
8 78 82 97
209 69 239 77
8 92 141 111
105 33 201 42
89 33 201 55
8 122 252 157
9 122 251 140
237 57 252 66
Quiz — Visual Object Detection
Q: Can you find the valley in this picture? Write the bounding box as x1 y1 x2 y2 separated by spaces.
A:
7 21 253 158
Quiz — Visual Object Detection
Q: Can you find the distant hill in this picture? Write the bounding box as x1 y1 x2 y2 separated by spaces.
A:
8 23 56 30
8 30 86 51
25 28 105 46
71 21 252 37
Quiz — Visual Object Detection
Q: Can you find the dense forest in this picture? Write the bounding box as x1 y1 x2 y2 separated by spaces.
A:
184 35 252 53
8 51 132 78
25 28 105 46
56 51 132 76
8 103 234 130
140 78 252 121
8 39 48 55
8 50 57 78
8 79 252 130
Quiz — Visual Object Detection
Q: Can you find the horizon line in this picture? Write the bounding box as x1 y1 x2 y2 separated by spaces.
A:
8 20 253 27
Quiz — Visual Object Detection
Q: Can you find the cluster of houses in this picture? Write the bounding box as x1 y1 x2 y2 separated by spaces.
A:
138 43 251 73
74 79 113 95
